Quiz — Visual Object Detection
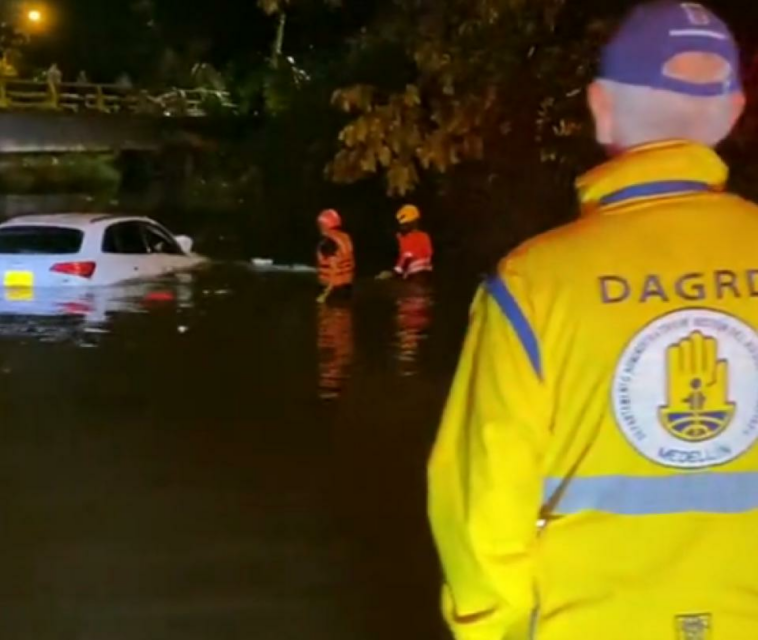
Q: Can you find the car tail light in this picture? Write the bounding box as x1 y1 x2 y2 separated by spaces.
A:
144 291 175 303
50 261 97 278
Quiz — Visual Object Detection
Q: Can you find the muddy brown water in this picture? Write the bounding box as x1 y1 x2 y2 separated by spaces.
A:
0 263 472 640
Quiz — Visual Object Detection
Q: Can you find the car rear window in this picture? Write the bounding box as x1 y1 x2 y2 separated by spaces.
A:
0 226 84 254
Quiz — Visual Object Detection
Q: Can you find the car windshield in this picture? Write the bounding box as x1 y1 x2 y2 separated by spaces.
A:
0 226 84 255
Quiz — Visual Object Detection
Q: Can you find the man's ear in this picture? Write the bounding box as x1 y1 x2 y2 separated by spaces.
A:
588 81 613 146
729 91 747 130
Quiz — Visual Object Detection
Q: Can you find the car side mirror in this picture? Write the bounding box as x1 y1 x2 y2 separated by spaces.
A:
175 235 194 254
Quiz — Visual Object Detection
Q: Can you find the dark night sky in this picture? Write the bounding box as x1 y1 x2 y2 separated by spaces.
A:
25 0 378 81
21 0 758 82
564 0 758 43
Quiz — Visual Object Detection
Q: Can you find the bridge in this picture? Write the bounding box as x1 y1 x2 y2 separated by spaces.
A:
0 78 235 116
0 79 238 153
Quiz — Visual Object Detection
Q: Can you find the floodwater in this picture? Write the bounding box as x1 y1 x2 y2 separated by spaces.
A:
0 263 472 640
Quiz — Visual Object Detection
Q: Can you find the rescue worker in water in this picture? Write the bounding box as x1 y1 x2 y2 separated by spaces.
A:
429 2 758 640
316 209 354 304
377 204 433 280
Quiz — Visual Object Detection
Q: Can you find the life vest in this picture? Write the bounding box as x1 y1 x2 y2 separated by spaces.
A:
395 230 433 276
318 229 355 287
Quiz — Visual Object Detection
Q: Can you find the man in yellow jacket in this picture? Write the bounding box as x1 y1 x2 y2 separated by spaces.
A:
429 3 758 640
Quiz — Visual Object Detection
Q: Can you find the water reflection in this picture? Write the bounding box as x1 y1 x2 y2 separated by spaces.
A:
0 266 452 640
0 274 198 345
317 301 355 400
394 282 433 377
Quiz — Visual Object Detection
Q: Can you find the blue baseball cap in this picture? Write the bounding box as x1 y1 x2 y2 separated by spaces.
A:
600 1 742 97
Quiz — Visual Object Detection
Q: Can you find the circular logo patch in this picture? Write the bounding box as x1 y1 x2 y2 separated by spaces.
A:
612 309 758 469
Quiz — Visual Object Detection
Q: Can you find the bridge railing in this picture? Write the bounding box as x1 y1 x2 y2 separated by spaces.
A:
0 79 236 116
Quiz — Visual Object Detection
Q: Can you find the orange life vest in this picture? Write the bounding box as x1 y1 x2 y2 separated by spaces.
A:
395 230 433 276
318 229 355 287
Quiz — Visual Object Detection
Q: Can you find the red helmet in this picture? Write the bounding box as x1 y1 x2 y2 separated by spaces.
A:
318 209 341 230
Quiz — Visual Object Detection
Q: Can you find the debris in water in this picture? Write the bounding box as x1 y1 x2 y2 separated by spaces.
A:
250 258 316 274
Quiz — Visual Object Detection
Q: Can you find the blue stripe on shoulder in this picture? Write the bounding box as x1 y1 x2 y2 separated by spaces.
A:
484 275 542 379
599 180 711 206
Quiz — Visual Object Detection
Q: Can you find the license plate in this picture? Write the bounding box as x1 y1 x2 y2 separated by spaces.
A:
4 271 34 288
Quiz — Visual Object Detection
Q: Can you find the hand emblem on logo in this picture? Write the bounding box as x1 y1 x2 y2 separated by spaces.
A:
659 331 735 442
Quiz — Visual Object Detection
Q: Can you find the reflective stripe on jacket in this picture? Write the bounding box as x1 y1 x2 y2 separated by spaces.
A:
318 230 354 287
395 230 433 276
429 141 758 640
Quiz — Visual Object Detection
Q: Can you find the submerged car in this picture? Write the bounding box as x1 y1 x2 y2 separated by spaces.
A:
0 214 206 287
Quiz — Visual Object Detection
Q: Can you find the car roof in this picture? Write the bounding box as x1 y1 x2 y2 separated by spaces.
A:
0 214 151 229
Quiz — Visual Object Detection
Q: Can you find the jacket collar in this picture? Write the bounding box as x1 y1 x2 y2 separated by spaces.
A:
576 140 729 216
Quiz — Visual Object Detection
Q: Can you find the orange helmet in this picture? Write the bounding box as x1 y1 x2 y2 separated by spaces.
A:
318 209 341 230
396 204 421 224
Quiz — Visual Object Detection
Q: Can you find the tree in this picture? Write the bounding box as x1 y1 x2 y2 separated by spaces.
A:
257 0 342 68
229 0 347 116
327 0 610 196
0 0 31 78
0 21 26 76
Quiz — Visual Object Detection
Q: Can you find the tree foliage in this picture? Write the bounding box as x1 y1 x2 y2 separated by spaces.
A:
326 0 611 195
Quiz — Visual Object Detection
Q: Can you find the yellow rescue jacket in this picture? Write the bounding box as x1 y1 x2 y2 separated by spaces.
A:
429 141 758 640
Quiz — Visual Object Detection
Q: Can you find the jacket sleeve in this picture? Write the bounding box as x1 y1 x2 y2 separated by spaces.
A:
428 263 551 640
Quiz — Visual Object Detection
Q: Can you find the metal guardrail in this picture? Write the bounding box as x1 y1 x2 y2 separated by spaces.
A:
0 79 236 116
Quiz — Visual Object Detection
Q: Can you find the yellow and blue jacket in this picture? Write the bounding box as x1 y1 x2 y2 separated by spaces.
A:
429 141 758 640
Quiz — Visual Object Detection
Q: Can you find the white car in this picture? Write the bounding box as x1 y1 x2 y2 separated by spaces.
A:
0 214 206 287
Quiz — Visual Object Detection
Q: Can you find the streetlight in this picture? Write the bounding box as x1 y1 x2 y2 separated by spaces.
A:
27 9 42 24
